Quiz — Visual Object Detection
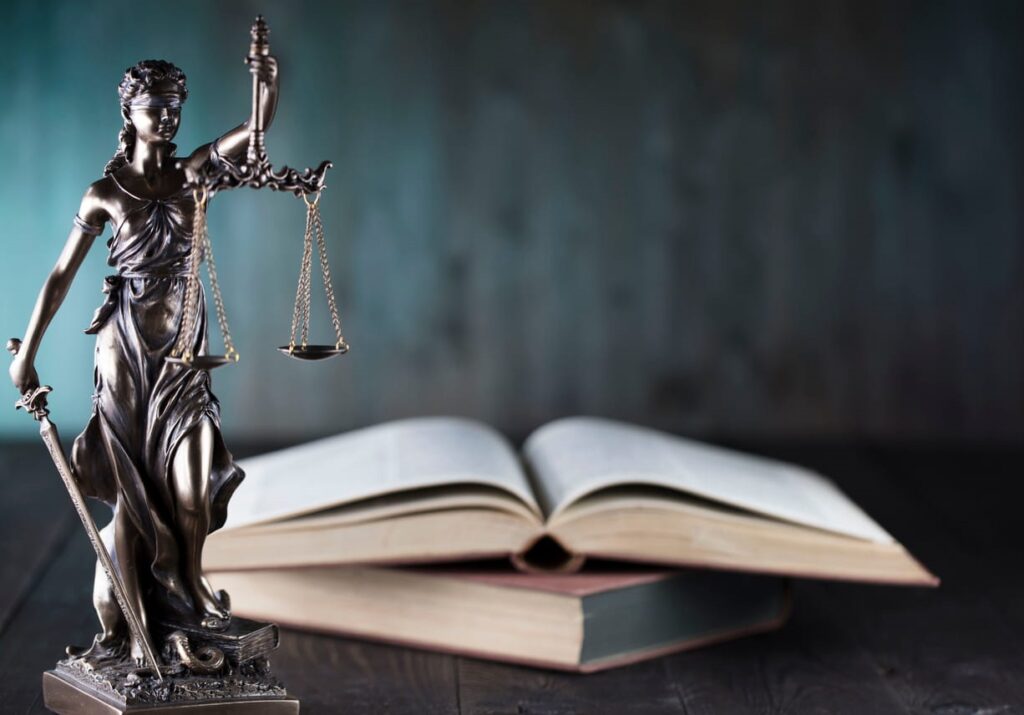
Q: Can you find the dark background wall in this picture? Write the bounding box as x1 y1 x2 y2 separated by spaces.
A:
0 0 1020 444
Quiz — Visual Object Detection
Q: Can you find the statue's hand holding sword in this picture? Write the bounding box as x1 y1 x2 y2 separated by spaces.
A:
6 338 164 680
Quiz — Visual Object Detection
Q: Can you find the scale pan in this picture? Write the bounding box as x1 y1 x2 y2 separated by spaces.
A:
165 355 237 371
277 344 349 361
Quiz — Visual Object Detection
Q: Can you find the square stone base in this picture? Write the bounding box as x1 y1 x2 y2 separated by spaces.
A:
43 670 300 714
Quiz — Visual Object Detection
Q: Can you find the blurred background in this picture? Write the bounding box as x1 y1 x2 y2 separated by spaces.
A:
0 0 1020 446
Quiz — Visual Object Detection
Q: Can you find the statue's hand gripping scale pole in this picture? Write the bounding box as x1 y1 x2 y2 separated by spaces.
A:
191 15 332 198
6 338 164 681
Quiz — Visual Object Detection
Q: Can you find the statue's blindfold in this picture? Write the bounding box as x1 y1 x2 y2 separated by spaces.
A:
128 94 183 109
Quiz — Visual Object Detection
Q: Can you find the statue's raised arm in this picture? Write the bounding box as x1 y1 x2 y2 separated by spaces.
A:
180 35 279 175
180 16 330 197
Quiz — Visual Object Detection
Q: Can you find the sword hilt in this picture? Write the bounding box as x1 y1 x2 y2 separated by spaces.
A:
15 386 51 421
7 338 51 421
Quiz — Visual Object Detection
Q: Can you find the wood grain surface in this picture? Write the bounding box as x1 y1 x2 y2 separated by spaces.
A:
0 441 1020 714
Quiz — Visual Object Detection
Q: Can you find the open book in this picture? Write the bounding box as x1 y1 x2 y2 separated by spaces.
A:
203 417 937 585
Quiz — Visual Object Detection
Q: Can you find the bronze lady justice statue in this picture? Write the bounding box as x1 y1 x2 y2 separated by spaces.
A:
8 16 328 713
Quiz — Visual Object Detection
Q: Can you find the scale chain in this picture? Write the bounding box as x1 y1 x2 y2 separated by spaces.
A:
203 220 238 361
172 194 206 359
300 205 314 347
288 202 315 351
312 201 346 349
175 187 347 362
171 188 238 363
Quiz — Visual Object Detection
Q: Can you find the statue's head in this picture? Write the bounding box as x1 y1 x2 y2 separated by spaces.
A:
104 60 188 176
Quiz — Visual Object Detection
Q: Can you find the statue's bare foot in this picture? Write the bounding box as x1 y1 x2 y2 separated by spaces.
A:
130 641 146 665
66 633 128 669
190 577 230 630
200 613 229 630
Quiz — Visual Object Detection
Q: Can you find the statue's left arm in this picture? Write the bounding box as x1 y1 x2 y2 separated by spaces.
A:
181 54 279 172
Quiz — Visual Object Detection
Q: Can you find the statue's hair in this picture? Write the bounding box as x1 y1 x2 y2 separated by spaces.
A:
103 60 188 176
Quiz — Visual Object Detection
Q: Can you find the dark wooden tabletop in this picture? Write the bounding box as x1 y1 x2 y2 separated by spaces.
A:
0 441 1021 714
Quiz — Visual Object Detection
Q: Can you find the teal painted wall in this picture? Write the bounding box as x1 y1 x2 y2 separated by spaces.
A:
1 1 1022 443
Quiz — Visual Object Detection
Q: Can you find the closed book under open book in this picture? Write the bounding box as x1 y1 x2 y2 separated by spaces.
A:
211 566 790 672
203 416 937 585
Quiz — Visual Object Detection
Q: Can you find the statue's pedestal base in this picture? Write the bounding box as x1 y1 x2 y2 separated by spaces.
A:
42 617 298 714
43 670 299 713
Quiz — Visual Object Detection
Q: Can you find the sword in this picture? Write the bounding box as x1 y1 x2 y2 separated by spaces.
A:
7 338 163 680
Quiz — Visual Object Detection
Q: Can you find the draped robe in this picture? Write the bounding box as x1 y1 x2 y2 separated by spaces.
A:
70 174 243 622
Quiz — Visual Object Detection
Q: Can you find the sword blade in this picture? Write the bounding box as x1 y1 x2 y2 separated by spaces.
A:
38 417 164 680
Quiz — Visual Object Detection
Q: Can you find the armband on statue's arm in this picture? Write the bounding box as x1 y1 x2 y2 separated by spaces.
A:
73 215 104 236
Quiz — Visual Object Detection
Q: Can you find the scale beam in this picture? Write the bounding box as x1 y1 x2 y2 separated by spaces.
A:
193 150 332 197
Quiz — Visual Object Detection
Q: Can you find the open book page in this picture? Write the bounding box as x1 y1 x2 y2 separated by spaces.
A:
524 417 894 544
223 417 540 529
